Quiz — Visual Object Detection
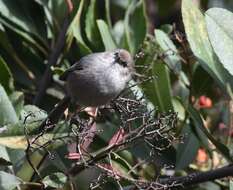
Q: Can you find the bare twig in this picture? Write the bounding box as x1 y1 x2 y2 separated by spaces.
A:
33 15 71 105
158 165 233 188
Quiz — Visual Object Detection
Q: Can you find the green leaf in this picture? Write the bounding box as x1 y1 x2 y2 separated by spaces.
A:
51 66 65 76
0 27 36 80
176 124 200 170
157 0 177 17
142 63 173 112
43 172 67 188
0 85 18 125
182 0 233 90
84 0 102 50
153 63 174 112
0 0 48 53
112 20 125 45
0 0 47 39
199 182 221 190
16 151 45 181
205 8 233 76
124 0 147 54
66 0 91 55
0 171 22 190
172 98 185 121
20 105 47 123
0 57 14 93
97 19 117 50
230 180 233 190
136 39 173 112
155 29 181 74
105 0 112 28
9 91 24 117
160 24 173 34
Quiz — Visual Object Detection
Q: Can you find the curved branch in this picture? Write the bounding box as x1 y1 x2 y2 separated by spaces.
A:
158 165 233 187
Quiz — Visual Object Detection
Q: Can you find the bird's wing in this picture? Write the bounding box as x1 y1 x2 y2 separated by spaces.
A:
59 52 109 81
59 61 83 81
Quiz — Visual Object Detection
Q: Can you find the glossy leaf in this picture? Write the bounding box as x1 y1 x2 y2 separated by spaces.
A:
176 124 200 170
97 19 117 50
0 28 35 80
0 85 18 125
66 0 91 55
155 29 181 74
0 0 48 54
0 0 47 39
125 0 147 54
182 0 233 89
85 0 102 50
0 57 14 93
205 8 233 76
152 62 173 112
137 39 173 112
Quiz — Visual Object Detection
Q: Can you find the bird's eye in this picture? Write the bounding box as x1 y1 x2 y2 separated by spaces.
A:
120 60 127 67
114 51 128 67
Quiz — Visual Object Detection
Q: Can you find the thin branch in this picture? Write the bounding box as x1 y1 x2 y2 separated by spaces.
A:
158 165 233 187
33 17 70 105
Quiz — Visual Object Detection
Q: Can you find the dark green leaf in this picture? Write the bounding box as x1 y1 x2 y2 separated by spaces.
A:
136 39 173 112
125 0 147 54
0 27 36 80
0 57 14 93
66 0 91 55
152 63 173 112
141 62 173 112
205 8 233 76
159 24 173 34
84 0 102 50
0 0 46 36
176 124 200 170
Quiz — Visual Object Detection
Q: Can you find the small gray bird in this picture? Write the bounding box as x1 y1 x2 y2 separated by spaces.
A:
39 49 134 129
60 48 134 106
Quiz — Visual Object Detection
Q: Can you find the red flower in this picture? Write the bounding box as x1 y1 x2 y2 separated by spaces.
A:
198 96 212 108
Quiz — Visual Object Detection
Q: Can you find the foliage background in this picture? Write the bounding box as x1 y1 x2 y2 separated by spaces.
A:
0 0 233 189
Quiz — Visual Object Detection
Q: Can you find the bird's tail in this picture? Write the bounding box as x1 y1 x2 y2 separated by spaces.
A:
39 96 71 132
